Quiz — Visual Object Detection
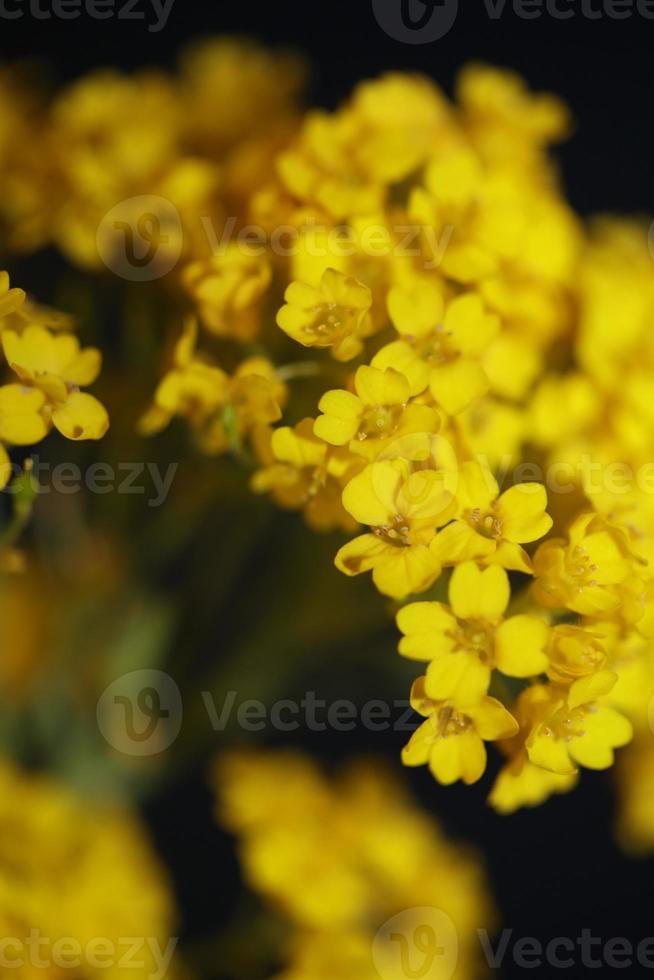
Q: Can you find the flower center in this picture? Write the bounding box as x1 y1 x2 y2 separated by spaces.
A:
435 704 473 738
542 704 596 743
465 505 502 539
305 303 350 342
358 404 403 440
375 513 412 547
450 619 495 663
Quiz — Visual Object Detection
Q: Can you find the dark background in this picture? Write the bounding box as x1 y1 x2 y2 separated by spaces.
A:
3 1 654 977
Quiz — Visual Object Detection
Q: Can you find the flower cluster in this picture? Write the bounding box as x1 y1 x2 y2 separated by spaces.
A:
215 749 494 980
0 271 108 492
131 64 651 811
0 757 179 980
2 45 653 817
181 65 646 811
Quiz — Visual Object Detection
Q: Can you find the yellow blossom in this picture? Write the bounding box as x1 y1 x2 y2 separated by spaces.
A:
314 364 441 460
183 245 272 342
397 562 549 703
374 289 500 415
524 675 633 775
402 676 519 785
532 511 639 617
277 267 373 361
432 460 552 573
252 418 360 532
335 457 456 598
2 325 108 440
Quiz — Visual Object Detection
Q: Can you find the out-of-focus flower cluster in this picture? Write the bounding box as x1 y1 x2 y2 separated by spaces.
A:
2 39 654 823
215 749 494 980
0 757 179 979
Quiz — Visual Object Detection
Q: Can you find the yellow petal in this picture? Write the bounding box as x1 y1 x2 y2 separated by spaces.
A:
402 718 435 767
494 616 549 678
429 731 487 786
430 358 488 415
527 732 577 775
430 521 495 565
372 544 441 598
52 393 109 441
341 460 402 526
355 365 410 406
396 602 457 661
496 484 552 543
568 671 617 709
397 469 455 524
486 540 533 574
372 341 429 396
0 442 11 490
425 652 490 704
334 534 388 577
448 561 510 621
443 293 499 356
456 459 499 512
468 697 519 739
0 385 48 445
387 279 444 337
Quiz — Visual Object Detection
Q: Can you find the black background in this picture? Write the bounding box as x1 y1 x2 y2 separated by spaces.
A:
3 1 654 977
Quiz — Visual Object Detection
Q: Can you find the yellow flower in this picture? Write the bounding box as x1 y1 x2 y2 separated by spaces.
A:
402 676 519 785
183 245 272 342
524 674 633 775
397 562 549 703
215 748 495 977
252 418 360 532
489 750 578 815
374 289 500 415
277 267 373 361
335 457 456 598
432 460 552 573
0 758 179 980
532 512 637 616
546 624 608 684
2 325 108 440
139 317 228 436
0 270 26 323
314 364 441 460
